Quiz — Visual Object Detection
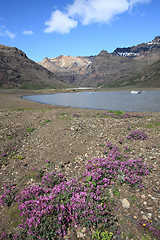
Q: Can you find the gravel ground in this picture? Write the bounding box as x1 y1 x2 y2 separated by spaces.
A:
0 90 159 239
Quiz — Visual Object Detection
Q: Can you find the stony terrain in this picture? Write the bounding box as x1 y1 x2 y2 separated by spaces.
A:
0 90 159 239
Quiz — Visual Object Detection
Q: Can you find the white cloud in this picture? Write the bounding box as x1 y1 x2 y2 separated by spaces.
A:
129 0 151 8
22 30 34 35
68 0 129 25
44 10 77 34
44 0 152 34
6 30 16 39
0 25 16 39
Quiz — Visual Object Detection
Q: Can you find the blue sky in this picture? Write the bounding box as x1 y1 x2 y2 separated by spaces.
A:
0 0 159 62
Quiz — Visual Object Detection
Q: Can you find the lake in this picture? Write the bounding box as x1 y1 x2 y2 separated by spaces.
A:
22 91 160 112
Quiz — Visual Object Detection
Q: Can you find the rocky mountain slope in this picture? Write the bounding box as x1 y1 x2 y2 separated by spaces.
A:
125 59 160 87
40 36 160 88
113 36 160 59
0 45 69 89
40 55 93 85
1 36 160 89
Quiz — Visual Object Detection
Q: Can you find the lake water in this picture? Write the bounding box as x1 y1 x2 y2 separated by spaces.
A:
22 91 160 112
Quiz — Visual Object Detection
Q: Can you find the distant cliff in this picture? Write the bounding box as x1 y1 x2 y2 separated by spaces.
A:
1 36 160 89
113 36 160 58
39 36 160 88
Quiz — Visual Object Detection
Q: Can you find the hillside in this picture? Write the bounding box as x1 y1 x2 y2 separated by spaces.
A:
0 45 69 89
113 36 160 60
1 36 160 89
125 59 160 87
40 36 160 88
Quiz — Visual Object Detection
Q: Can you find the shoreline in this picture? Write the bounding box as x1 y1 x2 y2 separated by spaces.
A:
0 88 160 113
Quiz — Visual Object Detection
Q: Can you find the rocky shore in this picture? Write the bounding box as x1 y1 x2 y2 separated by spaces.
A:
0 90 159 239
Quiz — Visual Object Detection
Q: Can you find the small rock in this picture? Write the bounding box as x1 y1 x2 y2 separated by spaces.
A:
121 198 130 208
81 227 86 233
142 215 148 220
141 195 145 199
109 189 114 198
77 231 85 238
147 213 152 219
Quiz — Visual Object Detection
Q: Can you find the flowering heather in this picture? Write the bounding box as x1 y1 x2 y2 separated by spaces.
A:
14 178 114 239
104 143 129 161
0 141 151 239
72 113 80 117
41 172 66 188
85 150 150 189
127 130 149 140
105 141 115 150
99 112 144 119
118 138 124 144
67 111 144 119
15 185 49 203
0 233 5 240
137 219 160 240
0 184 15 207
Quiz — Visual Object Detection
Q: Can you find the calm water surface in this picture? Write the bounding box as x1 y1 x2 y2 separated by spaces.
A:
23 91 160 112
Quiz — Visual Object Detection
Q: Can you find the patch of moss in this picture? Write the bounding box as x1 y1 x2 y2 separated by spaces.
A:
26 127 35 133
2 203 22 233
129 194 137 203
6 135 13 140
145 122 160 128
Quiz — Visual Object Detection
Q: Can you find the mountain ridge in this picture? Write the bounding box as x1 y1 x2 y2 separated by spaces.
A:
39 36 160 88
113 36 160 59
0 44 69 89
0 36 160 89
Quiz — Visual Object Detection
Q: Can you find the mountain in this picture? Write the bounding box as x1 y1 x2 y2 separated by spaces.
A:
0 45 69 89
39 55 93 85
113 36 160 59
40 36 160 88
1 37 160 89
125 59 160 87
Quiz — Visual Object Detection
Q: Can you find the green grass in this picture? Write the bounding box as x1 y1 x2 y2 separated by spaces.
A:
3 203 22 233
108 110 124 115
112 187 120 198
43 119 51 123
61 113 67 116
92 230 114 240
99 143 105 147
41 119 51 126
9 153 17 159
17 155 23 160
6 135 13 140
145 122 160 128
119 219 126 225
16 108 29 111
129 194 137 203
26 127 35 133
7 107 53 112
25 173 39 181
141 234 152 240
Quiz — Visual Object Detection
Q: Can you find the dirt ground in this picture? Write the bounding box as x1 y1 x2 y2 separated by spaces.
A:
0 89 159 239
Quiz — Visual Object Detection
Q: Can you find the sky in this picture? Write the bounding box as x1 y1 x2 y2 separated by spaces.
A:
0 0 160 62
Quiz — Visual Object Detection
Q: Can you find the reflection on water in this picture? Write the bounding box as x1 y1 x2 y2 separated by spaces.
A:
22 91 160 112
